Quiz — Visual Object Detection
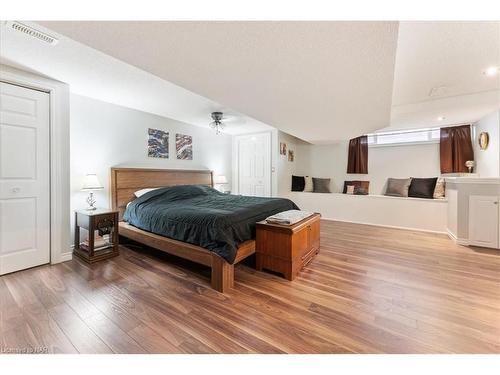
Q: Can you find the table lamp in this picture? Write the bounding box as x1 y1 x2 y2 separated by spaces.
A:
214 175 228 192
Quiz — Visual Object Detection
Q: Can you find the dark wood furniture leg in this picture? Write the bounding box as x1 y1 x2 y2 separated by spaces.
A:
74 212 80 251
117 222 255 293
211 255 234 292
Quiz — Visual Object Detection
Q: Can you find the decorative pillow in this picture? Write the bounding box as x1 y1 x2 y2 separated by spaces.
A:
346 185 355 194
408 177 438 199
343 180 370 195
303 176 313 192
291 175 305 191
385 178 411 197
354 186 369 195
313 178 331 193
134 187 159 198
433 177 446 199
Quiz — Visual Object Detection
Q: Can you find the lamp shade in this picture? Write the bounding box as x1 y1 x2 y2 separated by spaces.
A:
214 175 228 184
82 174 104 190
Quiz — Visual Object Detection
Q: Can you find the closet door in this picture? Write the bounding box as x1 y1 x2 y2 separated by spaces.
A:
237 132 271 197
0 82 50 274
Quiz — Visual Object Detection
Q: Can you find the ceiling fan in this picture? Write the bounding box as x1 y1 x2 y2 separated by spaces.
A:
209 112 225 135
209 111 246 135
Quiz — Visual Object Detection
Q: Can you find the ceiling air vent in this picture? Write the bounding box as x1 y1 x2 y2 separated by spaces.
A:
428 85 448 97
7 21 59 45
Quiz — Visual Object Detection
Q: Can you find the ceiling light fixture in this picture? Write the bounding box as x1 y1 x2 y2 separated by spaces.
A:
209 112 225 135
483 66 499 76
437 116 446 121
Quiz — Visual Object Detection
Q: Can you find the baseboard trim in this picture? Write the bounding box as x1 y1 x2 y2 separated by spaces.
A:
58 251 73 263
447 229 469 245
447 229 458 240
321 217 447 235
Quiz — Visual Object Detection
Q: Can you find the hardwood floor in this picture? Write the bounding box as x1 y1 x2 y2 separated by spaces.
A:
1 220 499 354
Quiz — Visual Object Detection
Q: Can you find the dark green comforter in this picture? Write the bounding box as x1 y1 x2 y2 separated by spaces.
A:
123 185 298 263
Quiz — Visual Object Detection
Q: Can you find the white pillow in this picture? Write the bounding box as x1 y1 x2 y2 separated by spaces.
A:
433 178 446 199
303 176 313 192
134 187 159 198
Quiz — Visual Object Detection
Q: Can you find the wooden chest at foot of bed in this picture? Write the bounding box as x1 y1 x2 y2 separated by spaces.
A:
256 213 320 281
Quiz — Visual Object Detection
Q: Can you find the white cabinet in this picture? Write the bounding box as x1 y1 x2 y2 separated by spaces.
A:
468 195 499 248
445 177 500 249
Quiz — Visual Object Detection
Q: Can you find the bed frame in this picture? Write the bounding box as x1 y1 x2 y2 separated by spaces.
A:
110 167 255 292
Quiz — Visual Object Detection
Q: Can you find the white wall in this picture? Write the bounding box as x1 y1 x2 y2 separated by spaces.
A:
294 141 441 195
473 110 500 177
70 94 232 243
276 131 307 196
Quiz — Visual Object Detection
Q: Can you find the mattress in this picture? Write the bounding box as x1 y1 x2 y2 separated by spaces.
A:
123 185 298 263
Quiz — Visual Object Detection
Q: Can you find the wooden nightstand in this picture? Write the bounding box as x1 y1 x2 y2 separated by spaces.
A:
74 208 119 263
256 213 321 280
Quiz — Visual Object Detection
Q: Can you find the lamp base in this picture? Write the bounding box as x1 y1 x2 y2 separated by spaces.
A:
85 191 97 211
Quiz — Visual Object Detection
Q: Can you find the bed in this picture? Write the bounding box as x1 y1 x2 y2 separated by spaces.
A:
110 167 297 292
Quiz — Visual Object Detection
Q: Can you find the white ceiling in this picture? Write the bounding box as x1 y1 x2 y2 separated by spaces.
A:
36 21 399 142
0 21 274 135
1 21 499 142
387 21 500 131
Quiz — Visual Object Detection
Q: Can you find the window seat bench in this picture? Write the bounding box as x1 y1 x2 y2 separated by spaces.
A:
286 192 448 233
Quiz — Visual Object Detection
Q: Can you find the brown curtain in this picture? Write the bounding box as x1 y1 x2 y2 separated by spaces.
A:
440 125 474 173
347 135 368 174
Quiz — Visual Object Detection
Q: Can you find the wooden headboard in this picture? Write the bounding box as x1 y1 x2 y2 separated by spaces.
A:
110 167 213 220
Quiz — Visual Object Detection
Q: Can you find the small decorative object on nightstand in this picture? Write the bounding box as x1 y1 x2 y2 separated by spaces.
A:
74 208 119 263
256 213 321 280
465 160 475 173
82 174 104 210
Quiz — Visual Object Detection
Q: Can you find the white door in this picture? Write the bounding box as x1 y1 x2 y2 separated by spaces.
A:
469 195 499 248
237 132 271 197
0 82 50 275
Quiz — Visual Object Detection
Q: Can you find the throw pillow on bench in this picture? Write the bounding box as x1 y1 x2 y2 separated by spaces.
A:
291 175 331 193
312 177 331 193
343 180 370 195
384 177 442 199
291 175 305 191
385 178 412 197
408 177 438 199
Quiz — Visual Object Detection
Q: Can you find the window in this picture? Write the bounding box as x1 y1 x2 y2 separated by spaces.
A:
367 127 441 147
